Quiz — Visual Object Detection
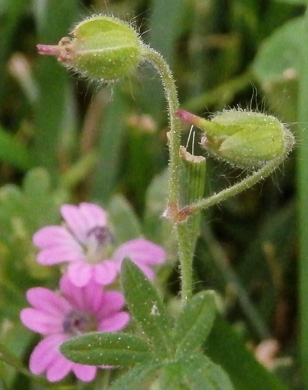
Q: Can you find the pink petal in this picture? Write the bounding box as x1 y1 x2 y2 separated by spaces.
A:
79 203 107 229
60 273 106 313
61 204 89 243
26 287 71 316
99 312 130 332
29 334 68 375
20 308 64 334
93 261 118 286
59 273 88 310
131 262 156 280
46 353 73 382
81 280 104 313
72 364 97 382
33 226 78 249
98 291 125 317
67 262 92 287
113 238 166 266
37 245 84 265
61 203 107 244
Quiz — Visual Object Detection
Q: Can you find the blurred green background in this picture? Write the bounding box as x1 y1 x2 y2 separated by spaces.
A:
0 0 307 388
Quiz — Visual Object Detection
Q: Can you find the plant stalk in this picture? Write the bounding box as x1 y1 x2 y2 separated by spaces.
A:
143 45 195 302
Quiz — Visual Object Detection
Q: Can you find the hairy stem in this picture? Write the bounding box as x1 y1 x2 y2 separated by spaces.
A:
142 46 181 206
143 45 194 302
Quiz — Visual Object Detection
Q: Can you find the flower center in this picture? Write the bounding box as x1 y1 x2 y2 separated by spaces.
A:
63 310 97 335
85 226 113 264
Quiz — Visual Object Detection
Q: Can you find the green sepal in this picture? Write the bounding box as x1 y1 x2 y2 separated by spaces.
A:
202 111 290 168
68 16 142 81
159 354 233 390
172 290 216 358
109 361 162 390
218 123 284 167
60 332 153 366
121 259 173 356
177 109 294 168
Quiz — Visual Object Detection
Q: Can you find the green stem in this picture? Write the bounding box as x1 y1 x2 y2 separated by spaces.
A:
183 135 293 216
143 45 194 302
142 45 181 205
177 223 194 301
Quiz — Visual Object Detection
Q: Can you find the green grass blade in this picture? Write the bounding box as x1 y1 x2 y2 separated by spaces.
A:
0 0 28 102
33 0 79 171
206 315 288 390
140 0 187 117
297 3 308 389
90 87 128 202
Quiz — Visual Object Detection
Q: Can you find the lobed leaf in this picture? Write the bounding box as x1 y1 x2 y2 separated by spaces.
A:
60 332 153 367
109 361 162 390
173 290 216 358
121 259 173 356
181 354 234 390
159 354 233 390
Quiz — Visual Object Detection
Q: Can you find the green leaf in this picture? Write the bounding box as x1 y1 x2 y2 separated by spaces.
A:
109 361 162 390
60 332 153 366
206 315 289 390
159 354 233 390
90 87 128 202
108 194 142 243
0 342 25 372
159 361 191 390
143 169 176 253
0 126 33 170
34 0 79 171
181 354 234 390
140 0 187 118
0 0 28 102
253 16 304 85
121 259 173 355
22 167 51 198
173 291 216 358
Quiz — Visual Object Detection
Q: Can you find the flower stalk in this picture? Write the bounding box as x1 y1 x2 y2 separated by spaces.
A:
142 46 197 302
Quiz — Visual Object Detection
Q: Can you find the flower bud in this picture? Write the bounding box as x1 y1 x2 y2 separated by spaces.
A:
37 16 143 82
177 109 294 168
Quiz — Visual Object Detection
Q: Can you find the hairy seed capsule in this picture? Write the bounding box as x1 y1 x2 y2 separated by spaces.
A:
177 109 295 168
37 16 143 82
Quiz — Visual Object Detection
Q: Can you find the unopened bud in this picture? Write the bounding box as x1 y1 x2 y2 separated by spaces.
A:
37 16 143 82
177 109 294 168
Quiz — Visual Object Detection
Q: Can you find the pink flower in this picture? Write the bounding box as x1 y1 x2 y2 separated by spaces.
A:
33 203 166 287
112 238 166 280
20 275 130 382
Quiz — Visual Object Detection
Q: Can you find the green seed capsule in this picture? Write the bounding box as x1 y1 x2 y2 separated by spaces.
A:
177 109 294 168
37 16 143 82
